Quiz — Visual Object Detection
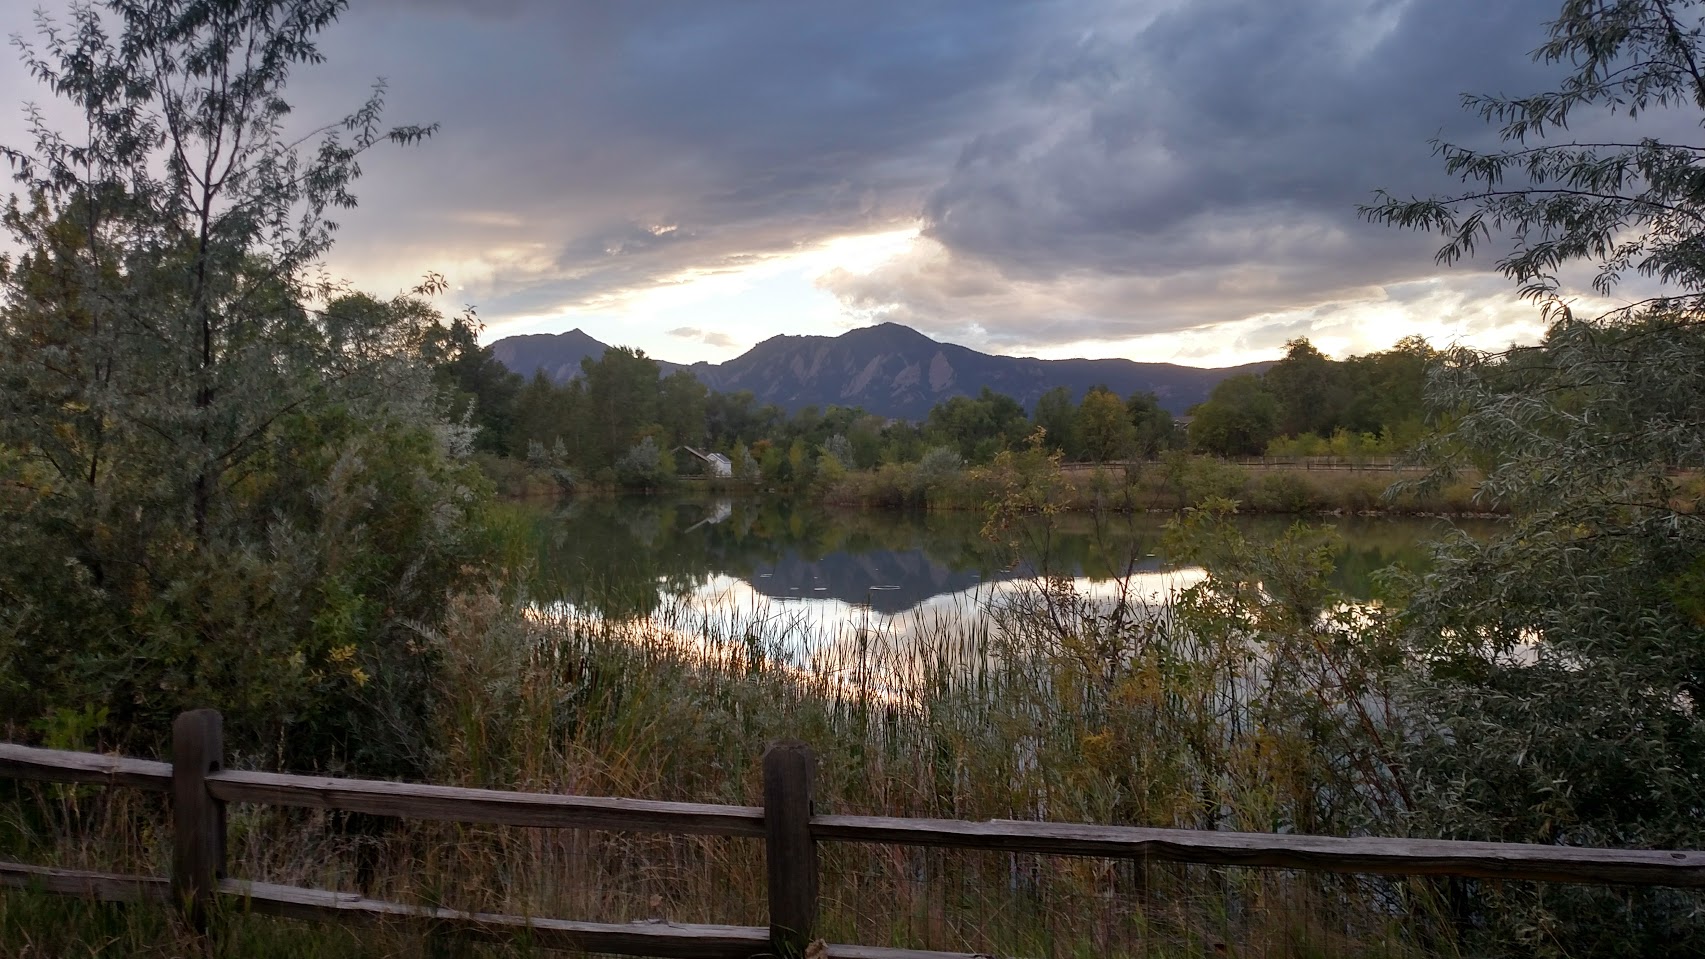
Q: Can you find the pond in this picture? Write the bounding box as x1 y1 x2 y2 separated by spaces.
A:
515 496 1491 664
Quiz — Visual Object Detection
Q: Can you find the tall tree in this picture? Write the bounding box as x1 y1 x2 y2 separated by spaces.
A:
1073 386 1136 463
0 1 487 770
1124 390 1179 458
580 347 660 470
1367 2 1705 951
1031 386 1077 457
1187 375 1279 456
659 369 709 449
1263 338 1344 437
425 313 522 454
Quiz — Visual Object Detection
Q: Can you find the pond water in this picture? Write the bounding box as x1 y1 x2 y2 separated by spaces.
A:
516 496 1491 660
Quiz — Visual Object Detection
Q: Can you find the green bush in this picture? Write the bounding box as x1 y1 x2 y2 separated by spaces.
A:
1248 472 1322 513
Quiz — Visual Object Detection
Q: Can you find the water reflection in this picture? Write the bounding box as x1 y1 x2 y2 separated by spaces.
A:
519 495 1484 625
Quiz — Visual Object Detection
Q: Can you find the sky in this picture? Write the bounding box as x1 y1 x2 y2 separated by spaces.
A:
0 0 1646 367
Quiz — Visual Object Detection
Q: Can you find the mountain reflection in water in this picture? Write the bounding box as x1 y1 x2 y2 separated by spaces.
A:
518 496 1486 625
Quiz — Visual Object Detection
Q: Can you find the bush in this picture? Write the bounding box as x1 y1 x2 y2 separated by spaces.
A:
1181 458 1249 506
614 437 671 490
0 412 499 777
916 446 965 487
1248 472 1322 513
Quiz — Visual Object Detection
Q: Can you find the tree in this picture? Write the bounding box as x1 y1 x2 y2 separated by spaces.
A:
1367 2 1705 951
1031 386 1077 457
925 387 1028 463
659 369 709 448
1187 376 1279 456
1124 390 1178 458
847 414 886 468
1339 336 1433 443
425 313 522 454
580 347 660 470
0 1 489 772
1072 386 1136 463
1263 338 1345 437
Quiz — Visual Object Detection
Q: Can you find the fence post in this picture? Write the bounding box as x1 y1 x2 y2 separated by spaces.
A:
762 740 818 958
172 709 225 934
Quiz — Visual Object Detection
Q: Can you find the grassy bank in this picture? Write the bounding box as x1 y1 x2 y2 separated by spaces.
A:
475 447 1498 517
4 516 1448 958
818 452 1496 517
10 511 1696 957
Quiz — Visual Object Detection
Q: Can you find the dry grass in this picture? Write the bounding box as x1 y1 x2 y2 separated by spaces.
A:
3 555 1458 958
822 457 1496 517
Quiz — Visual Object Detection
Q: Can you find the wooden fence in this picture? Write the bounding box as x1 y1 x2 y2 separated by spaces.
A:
4 709 1704 958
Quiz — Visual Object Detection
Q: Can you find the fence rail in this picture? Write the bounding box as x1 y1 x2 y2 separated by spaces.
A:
4 711 1704 958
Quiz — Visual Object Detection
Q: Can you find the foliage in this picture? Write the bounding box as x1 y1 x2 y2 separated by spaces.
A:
1368 2 1705 952
525 438 579 494
1188 375 1280 456
914 445 965 487
613 436 672 490
821 433 854 466
1124 390 1180 458
922 388 1029 462
424 314 522 454
0 0 492 771
1072 385 1136 462
498 334 1440 479
1187 337 1433 458
1030 385 1078 455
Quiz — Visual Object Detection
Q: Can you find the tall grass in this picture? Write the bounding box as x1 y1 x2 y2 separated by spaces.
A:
821 456 1493 517
3 510 1465 957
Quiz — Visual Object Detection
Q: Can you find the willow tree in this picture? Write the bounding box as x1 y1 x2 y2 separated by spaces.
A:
0 1 492 773
1364 2 1705 952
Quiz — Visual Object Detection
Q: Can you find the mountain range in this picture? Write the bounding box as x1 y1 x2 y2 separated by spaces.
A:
489 321 1268 418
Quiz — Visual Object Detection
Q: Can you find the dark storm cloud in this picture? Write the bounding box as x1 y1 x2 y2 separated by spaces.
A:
283 0 1053 321
817 0 1575 349
0 0 1588 354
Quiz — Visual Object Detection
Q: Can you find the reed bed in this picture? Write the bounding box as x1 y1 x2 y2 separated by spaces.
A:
3 513 1462 956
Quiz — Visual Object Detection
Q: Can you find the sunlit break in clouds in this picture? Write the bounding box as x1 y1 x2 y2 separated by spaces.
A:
0 0 1607 364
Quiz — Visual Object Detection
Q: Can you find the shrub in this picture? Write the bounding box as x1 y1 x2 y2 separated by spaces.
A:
1248 472 1321 513
614 437 671 490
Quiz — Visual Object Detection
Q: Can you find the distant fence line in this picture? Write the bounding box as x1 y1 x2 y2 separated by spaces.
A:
3 709 1704 958
1051 456 1424 474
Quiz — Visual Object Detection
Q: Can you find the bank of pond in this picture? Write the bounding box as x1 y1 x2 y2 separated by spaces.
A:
512 494 1492 627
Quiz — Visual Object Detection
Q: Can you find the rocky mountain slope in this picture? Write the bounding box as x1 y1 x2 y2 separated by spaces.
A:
490 321 1266 417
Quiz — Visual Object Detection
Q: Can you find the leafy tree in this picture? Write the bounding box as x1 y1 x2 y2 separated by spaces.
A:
659 369 709 449
1263 338 1345 437
580 347 660 470
729 440 755 480
1124 391 1178 458
425 314 522 454
1072 386 1136 463
786 437 812 486
847 415 886 469
0 0 490 771
1187 375 1279 456
1368 2 1705 951
915 445 964 486
508 370 573 456
1339 336 1433 444
821 433 854 467
1031 386 1077 457
925 387 1028 463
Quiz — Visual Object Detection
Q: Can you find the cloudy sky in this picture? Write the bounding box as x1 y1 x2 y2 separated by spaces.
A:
0 0 1633 366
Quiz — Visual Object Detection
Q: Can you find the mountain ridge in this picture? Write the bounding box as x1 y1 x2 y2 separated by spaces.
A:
490 321 1268 417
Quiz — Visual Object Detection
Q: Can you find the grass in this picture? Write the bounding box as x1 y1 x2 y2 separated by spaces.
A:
818 455 1495 517
1 512 1462 958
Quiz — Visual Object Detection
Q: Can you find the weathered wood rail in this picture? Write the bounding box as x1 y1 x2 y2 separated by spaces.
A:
4 709 1705 958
